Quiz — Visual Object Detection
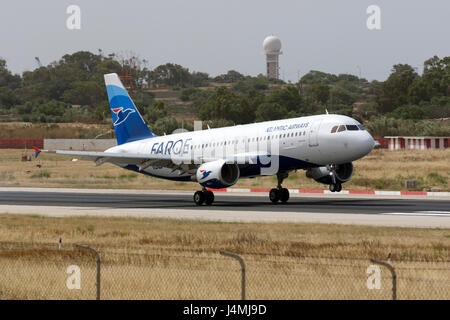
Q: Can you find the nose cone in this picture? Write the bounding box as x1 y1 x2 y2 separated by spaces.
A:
355 131 375 158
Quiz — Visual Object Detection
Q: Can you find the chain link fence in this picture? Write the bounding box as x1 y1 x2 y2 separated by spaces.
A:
0 244 449 300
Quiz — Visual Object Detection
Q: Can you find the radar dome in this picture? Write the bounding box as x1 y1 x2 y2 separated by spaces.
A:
263 35 282 53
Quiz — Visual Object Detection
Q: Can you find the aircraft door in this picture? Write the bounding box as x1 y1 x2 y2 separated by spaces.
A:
308 120 322 147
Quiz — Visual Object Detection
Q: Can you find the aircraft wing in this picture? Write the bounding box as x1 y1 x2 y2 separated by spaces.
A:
33 147 190 169
32 147 268 172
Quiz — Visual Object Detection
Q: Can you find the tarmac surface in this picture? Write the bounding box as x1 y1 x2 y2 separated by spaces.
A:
0 188 449 228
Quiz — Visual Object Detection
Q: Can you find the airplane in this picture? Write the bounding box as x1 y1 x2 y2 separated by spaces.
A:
33 73 375 205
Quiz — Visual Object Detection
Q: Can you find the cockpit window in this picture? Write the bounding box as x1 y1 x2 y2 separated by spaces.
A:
337 125 346 132
346 125 359 131
358 124 365 130
331 125 338 133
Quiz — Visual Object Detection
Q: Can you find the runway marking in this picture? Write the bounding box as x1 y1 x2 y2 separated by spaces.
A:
381 211 450 217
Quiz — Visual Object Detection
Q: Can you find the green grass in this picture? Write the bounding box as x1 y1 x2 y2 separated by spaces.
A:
0 172 15 181
427 172 447 185
96 174 116 179
30 170 51 179
118 173 138 181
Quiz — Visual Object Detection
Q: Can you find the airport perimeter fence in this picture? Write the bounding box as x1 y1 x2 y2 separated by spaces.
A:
0 244 449 300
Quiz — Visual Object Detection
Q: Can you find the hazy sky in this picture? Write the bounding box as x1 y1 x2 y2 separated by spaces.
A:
1 0 449 82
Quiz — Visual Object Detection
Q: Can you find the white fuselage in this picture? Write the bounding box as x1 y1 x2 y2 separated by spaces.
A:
105 114 375 181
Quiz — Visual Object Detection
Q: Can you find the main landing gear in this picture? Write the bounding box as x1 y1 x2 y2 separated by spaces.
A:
269 171 290 203
193 188 215 205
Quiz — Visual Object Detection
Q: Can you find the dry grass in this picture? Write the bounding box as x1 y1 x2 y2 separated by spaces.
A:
0 148 449 191
0 214 449 299
0 122 113 139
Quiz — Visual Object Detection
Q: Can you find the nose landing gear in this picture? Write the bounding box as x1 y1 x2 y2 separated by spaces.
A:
327 164 342 192
269 171 290 203
194 188 215 205
329 182 342 192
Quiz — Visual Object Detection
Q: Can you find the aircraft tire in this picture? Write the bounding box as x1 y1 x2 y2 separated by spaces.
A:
269 188 281 203
194 191 205 205
280 188 290 203
204 190 215 205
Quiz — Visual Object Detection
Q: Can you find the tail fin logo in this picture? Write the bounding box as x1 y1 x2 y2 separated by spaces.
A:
112 107 136 126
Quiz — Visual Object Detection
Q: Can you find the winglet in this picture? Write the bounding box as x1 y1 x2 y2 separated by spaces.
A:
32 146 41 158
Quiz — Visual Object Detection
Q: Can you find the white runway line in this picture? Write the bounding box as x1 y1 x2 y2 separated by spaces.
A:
381 211 450 217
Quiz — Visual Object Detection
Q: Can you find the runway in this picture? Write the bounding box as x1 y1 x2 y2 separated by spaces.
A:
0 188 449 228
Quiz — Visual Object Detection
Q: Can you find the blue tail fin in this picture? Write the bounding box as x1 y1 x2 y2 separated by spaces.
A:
104 73 155 145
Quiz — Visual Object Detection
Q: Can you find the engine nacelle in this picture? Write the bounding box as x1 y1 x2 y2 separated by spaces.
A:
306 162 354 185
196 160 240 189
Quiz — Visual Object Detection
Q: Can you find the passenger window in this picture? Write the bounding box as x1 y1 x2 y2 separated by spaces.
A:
337 125 346 132
331 126 338 133
346 125 359 131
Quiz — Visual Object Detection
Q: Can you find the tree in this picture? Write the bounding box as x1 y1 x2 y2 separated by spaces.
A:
231 76 269 93
0 59 21 89
133 90 154 114
266 86 307 115
33 100 70 118
148 63 191 87
197 87 237 121
145 100 167 124
329 86 357 106
255 102 287 121
310 83 330 105
152 117 181 135
190 72 210 87
213 70 245 83
375 64 418 114
389 104 426 120
0 87 19 108
62 81 103 106
300 70 338 84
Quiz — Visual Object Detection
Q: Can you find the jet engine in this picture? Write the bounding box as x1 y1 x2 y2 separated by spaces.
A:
195 160 240 189
306 162 353 185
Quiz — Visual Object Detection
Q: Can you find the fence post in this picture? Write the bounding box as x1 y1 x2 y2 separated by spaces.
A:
220 251 246 300
370 258 397 300
76 244 101 300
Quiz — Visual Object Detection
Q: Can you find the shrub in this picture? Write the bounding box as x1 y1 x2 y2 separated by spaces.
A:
31 170 51 179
